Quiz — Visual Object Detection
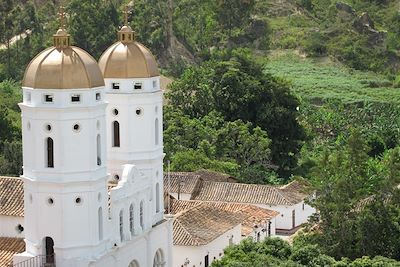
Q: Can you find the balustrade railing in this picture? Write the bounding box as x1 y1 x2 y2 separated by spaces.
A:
11 254 55 267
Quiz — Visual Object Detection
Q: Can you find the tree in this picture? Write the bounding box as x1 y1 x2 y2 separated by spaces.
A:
216 0 255 38
67 0 119 59
164 108 275 182
308 131 400 260
167 49 306 176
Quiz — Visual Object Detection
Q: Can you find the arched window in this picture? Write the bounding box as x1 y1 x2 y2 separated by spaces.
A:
153 249 165 267
140 201 144 230
129 204 134 235
119 210 124 242
155 183 160 213
97 134 101 166
98 207 103 241
128 260 140 267
155 118 159 145
113 121 120 147
43 237 55 264
46 138 54 168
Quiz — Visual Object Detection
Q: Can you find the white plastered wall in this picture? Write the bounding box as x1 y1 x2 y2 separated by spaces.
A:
173 224 241 267
0 215 24 238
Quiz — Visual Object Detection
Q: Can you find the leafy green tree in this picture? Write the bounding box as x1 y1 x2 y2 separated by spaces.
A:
216 0 255 38
167 49 306 176
308 131 400 260
164 108 275 182
67 0 119 59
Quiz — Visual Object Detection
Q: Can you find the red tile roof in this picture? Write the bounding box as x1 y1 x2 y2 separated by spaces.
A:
173 203 246 246
192 181 300 205
164 172 201 194
0 177 24 217
170 199 279 240
0 237 25 267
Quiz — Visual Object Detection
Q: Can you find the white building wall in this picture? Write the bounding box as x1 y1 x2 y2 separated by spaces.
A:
243 217 277 241
257 202 315 230
173 224 241 267
0 215 24 238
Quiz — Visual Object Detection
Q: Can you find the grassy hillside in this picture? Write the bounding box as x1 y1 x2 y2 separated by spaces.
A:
265 50 400 104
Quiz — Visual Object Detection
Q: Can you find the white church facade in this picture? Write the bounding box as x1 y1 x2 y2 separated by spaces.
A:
12 8 172 267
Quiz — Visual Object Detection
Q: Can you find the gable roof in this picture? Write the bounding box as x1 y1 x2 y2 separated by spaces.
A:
164 172 201 195
0 177 24 217
278 180 312 204
0 237 25 267
173 203 246 246
170 199 279 240
192 181 300 206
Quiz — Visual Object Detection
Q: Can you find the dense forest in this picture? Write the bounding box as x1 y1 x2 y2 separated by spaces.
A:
0 0 399 265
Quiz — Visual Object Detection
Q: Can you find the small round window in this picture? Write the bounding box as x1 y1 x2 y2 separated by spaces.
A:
135 108 142 116
47 197 54 205
16 224 24 233
75 197 83 205
73 123 80 132
113 109 119 116
44 124 52 132
114 174 120 181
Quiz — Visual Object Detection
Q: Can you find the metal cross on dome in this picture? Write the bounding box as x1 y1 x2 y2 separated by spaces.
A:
123 5 132 26
58 6 67 29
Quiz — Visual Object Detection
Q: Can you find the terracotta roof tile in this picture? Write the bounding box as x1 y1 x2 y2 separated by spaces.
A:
278 180 311 204
170 199 279 239
164 172 201 194
0 177 24 217
0 237 25 267
173 203 246 246
192 181 298 205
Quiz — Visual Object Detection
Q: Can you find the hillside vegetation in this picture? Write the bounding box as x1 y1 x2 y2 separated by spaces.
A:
0 0 399 264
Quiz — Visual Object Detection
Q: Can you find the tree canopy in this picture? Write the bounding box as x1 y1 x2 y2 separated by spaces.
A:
167 48 306 177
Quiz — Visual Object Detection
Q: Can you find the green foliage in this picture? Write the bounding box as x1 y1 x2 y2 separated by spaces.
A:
0 80 22 176
212 237 400 266
308 131 400 260
164 108 279 183
168 49 306 176
67 0 119 59
265 52 400 104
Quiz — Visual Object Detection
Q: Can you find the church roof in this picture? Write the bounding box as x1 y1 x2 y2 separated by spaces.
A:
23 46 105 89
98 40 159 79
0 177 24 217
173 203 246 246
0 237 25 267
170 199 279 238
191 181 305 206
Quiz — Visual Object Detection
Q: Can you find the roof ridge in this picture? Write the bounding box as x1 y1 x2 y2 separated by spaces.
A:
174 216 202 246
272 186 294 205
0 176 21 180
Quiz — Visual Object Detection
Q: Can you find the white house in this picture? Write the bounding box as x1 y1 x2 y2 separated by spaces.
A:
9 8 172 267
164 172 316 233
168 199 279 267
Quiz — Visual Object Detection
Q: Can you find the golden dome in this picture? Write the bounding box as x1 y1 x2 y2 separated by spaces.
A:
23 46 105 89
22 6 104 90
98 24 159 79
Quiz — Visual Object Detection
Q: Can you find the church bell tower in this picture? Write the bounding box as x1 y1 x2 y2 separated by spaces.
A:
98 8 164 225
14 7 109 266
